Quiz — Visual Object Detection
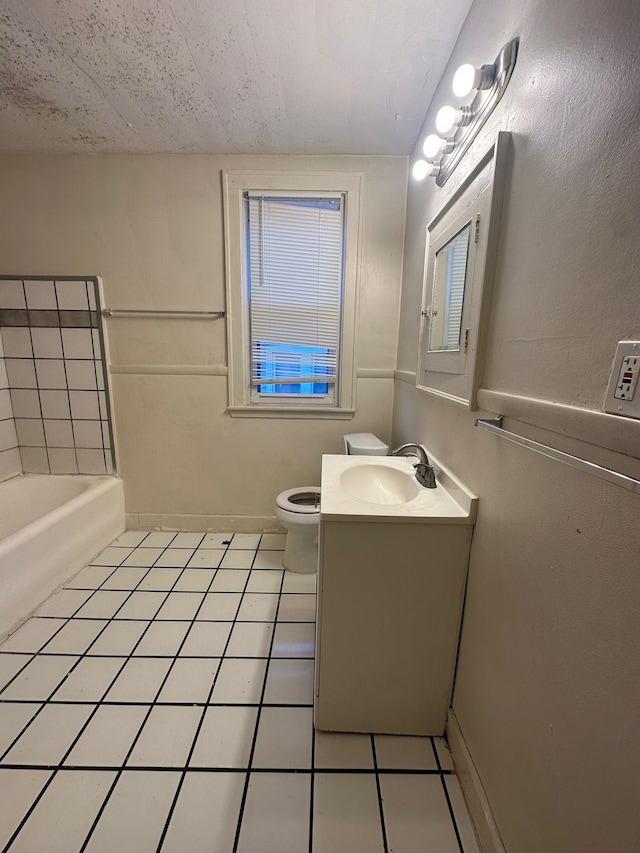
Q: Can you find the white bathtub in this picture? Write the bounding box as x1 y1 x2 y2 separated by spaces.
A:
0 474 125 639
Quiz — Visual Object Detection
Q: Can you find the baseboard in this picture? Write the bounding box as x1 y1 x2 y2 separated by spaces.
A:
446 708 506 853
125 513 284 533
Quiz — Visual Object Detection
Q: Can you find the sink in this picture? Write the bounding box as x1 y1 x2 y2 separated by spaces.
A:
339 463 420 504
321 454 477 522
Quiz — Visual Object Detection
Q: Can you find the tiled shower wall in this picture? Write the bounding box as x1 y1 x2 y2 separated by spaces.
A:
0 278 114 475
0 331 21 481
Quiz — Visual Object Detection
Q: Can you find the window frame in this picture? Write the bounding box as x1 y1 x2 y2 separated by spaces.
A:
223 172 362 418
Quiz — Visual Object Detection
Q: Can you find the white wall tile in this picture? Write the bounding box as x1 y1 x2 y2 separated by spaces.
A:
20 446 49 473
5 359 37 389
55 280 89 310
65 359 97 390
1 328 33 357
34 359 67 390
48 448 78 474
69 390 100 420
61 328 93 359
24 280 56 309
39 390 70 419
31 328 63 359
0 388 14 418
0 358 7 390
0 418 18 451
76 448 107 474
0 447 22 481
43 419 74 447
72 420 103 448
0 280 26 309
10 389 40 418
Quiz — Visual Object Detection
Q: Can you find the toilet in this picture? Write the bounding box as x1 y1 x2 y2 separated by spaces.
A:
275 433 389 573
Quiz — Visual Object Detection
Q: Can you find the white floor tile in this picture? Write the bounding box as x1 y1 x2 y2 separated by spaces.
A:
112 531 148 547
100 566 148 590
114 591 167 619
66 565 116 589
173 568 216 592
226 622 274 657
35 589 92 617
282 571 317 593
155 591 205 620
252 551 285 570
187 549 226 568
200 532 234 548
121 547 165 567
104 658 173 702
170 532 205 548
209 569 250 592
252 707 313 769
277 593 316 622
66 705 148 767
380 774 461 853
154 548 195 568
83 770 180 853
0 703 42 756
190 705 258 768
91 546 133 566
74 590 129 619
0 655 79 700
180 622 232 657
127 705 202 767
1 618 66 652
157 658 220 703
42 620 108 654
9 769 116 853
0 653 32 691
263 658 315 705
258 533 287 550
313 773 384 853
136 568 182 591
445 775 481 853
237 592 279 621
132 621 190 656
271 622 315 657
161 771 245 853
237 772 310 853
210 658 267 703
0 768 52 849
139 531 177 548
435 736 455 770
52 657 124 701
314 731 374 769
220 550 256 569
373 734 438 770
3 703 94 765
246 570 283 593
229 533 261 550
196 591 242 620
85 620 149 655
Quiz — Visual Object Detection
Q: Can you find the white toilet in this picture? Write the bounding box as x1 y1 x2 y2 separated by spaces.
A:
275 433 389 573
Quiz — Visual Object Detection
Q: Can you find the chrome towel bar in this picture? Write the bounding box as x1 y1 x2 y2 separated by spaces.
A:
102 308 225 319
475 416 640 496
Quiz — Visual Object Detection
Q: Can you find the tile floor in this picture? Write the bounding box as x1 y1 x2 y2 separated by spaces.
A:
0 531 479 852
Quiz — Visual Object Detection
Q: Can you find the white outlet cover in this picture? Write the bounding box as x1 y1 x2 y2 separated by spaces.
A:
603 341 640 419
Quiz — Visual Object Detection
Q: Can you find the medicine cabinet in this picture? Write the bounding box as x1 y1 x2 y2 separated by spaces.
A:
417 131 510 409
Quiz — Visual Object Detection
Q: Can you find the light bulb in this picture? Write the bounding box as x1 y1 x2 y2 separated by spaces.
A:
436 105 462 134
452 62 496 97
412 160 429 181
423 134 447 159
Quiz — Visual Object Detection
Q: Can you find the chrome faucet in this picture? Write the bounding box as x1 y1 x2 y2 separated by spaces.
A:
390 443 437 489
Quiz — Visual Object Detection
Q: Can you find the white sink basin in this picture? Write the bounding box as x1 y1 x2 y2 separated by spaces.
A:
321 454 477 523
339 463 420 505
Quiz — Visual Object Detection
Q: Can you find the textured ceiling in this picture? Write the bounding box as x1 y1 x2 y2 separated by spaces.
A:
0 0 472 154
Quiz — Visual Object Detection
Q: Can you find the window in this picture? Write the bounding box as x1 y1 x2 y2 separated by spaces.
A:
224 173 361 417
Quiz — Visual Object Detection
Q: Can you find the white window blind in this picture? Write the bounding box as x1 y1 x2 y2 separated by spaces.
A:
246 193 344 396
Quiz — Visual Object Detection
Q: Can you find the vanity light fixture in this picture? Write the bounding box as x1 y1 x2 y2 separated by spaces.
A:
412 37 519 186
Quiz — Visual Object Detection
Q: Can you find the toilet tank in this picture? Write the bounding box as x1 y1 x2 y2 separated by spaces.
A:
343 433 389 456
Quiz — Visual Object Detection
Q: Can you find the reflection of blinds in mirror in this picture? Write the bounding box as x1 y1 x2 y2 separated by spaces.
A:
445 225 471 348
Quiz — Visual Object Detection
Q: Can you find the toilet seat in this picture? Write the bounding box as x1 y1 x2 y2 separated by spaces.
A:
276 487 321 514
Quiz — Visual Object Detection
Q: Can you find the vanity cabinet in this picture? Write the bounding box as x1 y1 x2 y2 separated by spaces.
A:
314 454 476 736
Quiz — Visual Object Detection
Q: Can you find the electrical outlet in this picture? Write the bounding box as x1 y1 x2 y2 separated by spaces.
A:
603 341 640 419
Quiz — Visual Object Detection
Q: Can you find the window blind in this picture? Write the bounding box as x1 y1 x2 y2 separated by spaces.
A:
246 194 344 393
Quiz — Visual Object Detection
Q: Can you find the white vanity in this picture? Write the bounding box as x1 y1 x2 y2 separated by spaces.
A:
314 453 477 736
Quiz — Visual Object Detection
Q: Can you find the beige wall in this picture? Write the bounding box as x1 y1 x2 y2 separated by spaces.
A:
0 153 407 526
394 0 640 851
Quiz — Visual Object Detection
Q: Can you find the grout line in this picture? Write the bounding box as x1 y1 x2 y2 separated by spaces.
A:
440 772 466 853
371 734 390 853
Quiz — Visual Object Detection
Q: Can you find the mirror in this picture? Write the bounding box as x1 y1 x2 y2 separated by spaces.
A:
428 223 471 353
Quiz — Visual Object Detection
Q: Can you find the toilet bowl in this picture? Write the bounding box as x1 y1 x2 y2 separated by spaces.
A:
275 487 321 574
276 433 389 574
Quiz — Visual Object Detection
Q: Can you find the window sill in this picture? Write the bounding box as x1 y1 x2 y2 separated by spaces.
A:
227 405 356 420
